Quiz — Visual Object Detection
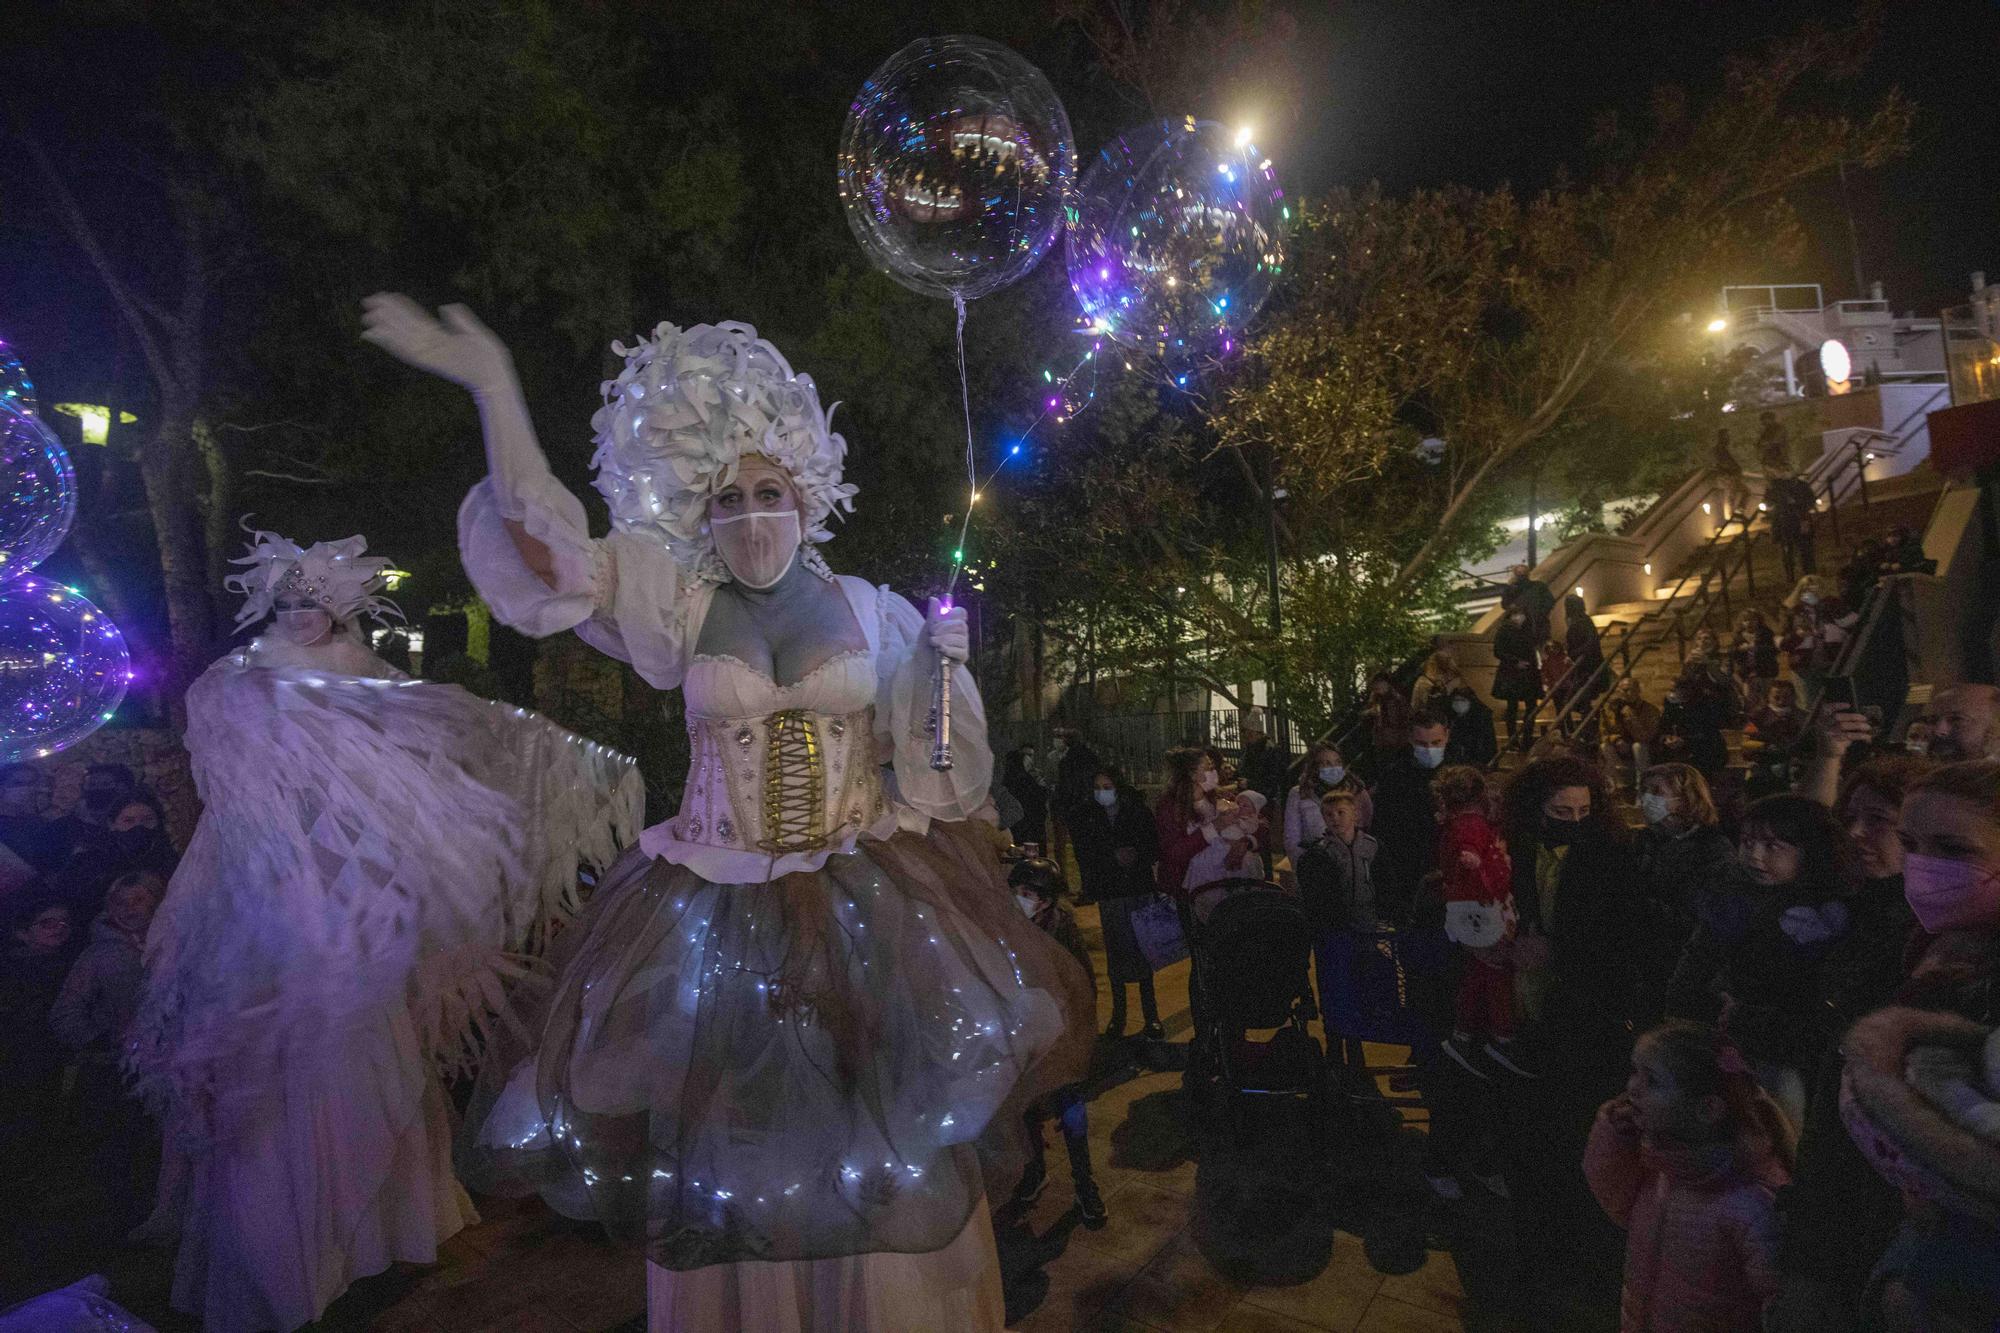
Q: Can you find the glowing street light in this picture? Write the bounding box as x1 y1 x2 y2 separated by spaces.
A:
1705 317 1729 334
1233 125 1254 149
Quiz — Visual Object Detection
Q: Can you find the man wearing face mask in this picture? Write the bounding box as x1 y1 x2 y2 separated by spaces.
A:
1444 686 1497 768
1369 711 1455 922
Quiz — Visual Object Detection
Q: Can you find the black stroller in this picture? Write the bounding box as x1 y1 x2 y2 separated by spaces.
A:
1182 876 1327 1118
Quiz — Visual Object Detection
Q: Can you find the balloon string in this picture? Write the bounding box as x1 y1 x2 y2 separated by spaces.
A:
947 290 973 599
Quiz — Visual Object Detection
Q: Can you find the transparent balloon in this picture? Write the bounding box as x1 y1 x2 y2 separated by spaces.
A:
1067 119 1287 369
838 35 1075 302
0 336 38 419
0 404 76 582
0 575 131 762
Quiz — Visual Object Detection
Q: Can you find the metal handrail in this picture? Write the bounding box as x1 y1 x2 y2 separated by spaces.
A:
1530 522 1763 749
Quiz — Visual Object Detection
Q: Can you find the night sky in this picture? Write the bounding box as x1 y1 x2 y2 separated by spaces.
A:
1259 0 2000 314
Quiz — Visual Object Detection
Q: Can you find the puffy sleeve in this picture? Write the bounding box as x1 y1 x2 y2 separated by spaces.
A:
457 475 696 690
874 586 992 823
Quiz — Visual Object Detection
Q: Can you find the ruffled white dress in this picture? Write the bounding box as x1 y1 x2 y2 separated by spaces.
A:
131 631 643 1333
456 476 1092 1331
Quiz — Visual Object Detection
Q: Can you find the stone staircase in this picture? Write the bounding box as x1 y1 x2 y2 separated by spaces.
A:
1483 480 1945 784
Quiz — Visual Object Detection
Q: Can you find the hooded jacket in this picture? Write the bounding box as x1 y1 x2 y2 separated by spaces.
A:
1584 1105 1788 1332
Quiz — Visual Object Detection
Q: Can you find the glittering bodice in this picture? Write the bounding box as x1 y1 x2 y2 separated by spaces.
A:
673 651 887 860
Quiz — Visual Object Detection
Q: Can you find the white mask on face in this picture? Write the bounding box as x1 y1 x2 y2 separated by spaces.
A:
1451 698 1472 715
1197 769 1218 792
1318 765 1345 786
712 509 801 590
1094 788 1117 807
1413 744 1447 769
274 606 334 647
1638 793 1672 825
1014 892 1042 918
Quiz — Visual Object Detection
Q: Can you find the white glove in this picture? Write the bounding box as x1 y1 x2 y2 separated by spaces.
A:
361 293 544 519
361 293 514 391
924 597 970 663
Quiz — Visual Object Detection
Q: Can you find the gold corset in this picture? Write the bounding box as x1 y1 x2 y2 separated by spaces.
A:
677 707 886 860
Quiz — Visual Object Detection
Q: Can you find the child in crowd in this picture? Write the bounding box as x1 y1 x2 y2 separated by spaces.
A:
50 869 164 1228
1665 794 1855 1129
1742 679 1808 798
1585 1021 1792 1333
1005 858 1108 1227
1298 788 1376 933
1434 766 1529 1079
1185 792 1268 922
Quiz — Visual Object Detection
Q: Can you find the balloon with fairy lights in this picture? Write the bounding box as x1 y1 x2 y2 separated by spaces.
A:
839 35 1074 769
837 35 1075 303
0 337 37 419
0 336 129 757
0 402 78 582
1067 118 1287 373
0 574 131 761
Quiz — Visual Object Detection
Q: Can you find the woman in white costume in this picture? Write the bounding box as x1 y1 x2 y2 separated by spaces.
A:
362 293 1092 1332
130 530 643 1332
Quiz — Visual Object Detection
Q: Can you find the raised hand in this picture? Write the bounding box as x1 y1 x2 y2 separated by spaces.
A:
360 293 512 391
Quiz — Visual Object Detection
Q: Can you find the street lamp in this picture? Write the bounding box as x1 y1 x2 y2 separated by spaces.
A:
1705 317 1729 334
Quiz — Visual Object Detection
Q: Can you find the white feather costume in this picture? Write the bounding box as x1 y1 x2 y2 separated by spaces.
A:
129 533 642 1333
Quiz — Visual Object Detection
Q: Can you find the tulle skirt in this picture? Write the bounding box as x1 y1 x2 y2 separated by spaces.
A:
464 819 1093 1277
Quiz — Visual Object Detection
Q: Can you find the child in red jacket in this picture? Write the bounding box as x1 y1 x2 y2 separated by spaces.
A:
1435 765 1529 1079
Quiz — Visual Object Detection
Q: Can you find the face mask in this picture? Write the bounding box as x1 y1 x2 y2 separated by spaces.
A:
1413 745 1446 770
1318 765 1345 786
1094 788 1117 807
1451 698 1472 716
1014 892 1042 919
1197 769 1218 792
1638 793 1672 825
1801 592 1820 607
274 606 334 647
1906 739 1931 756
1902 852 2000 933
1542 816 1583 847
1666 692 1684 705
712 509 801 590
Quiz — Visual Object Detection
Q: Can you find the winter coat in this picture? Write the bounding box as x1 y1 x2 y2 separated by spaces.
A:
1297 831 1377 932
1071 791 1158 900
1666 874 1853 1070
1584 1108 1787 1333
1491 618 1542 702
1440 810 1513 947
1369 751 1445 919
1153 795 1210 902
1840 1006 2000 1224
1631 823 1734 1025
49 917 146 1055
1509 823 1637 1037
1502 577 1557 640
1445 695 1498 767
1775 918 1997 1302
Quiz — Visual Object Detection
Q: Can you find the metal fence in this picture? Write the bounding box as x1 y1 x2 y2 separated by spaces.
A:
991 708 1312 790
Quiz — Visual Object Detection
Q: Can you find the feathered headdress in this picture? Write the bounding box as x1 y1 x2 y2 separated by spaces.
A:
224 527 401 631
587 320 858 572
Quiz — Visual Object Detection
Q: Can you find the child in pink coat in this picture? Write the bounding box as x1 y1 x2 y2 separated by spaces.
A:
1584 1021 1794 1332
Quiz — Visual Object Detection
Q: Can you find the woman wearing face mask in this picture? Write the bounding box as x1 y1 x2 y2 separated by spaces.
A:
127 526 643 1333
1772 762 2000 1333
1629 764 1732 1028
1498 756 1635 1269
51 793 178 926
367 297 1091 1332
1156 747 1220 904
1283 744 1372 869
1443 685 1497 768
1071 768 1161 1040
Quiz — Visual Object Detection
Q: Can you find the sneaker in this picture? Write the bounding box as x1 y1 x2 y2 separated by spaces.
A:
1425 1173 1464 1201
1076 1178 1108 1227
1139 1021 1166 1042
1441 1034 1492 1081
1482 1040 1541 1079
1009 1160 1048 1208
